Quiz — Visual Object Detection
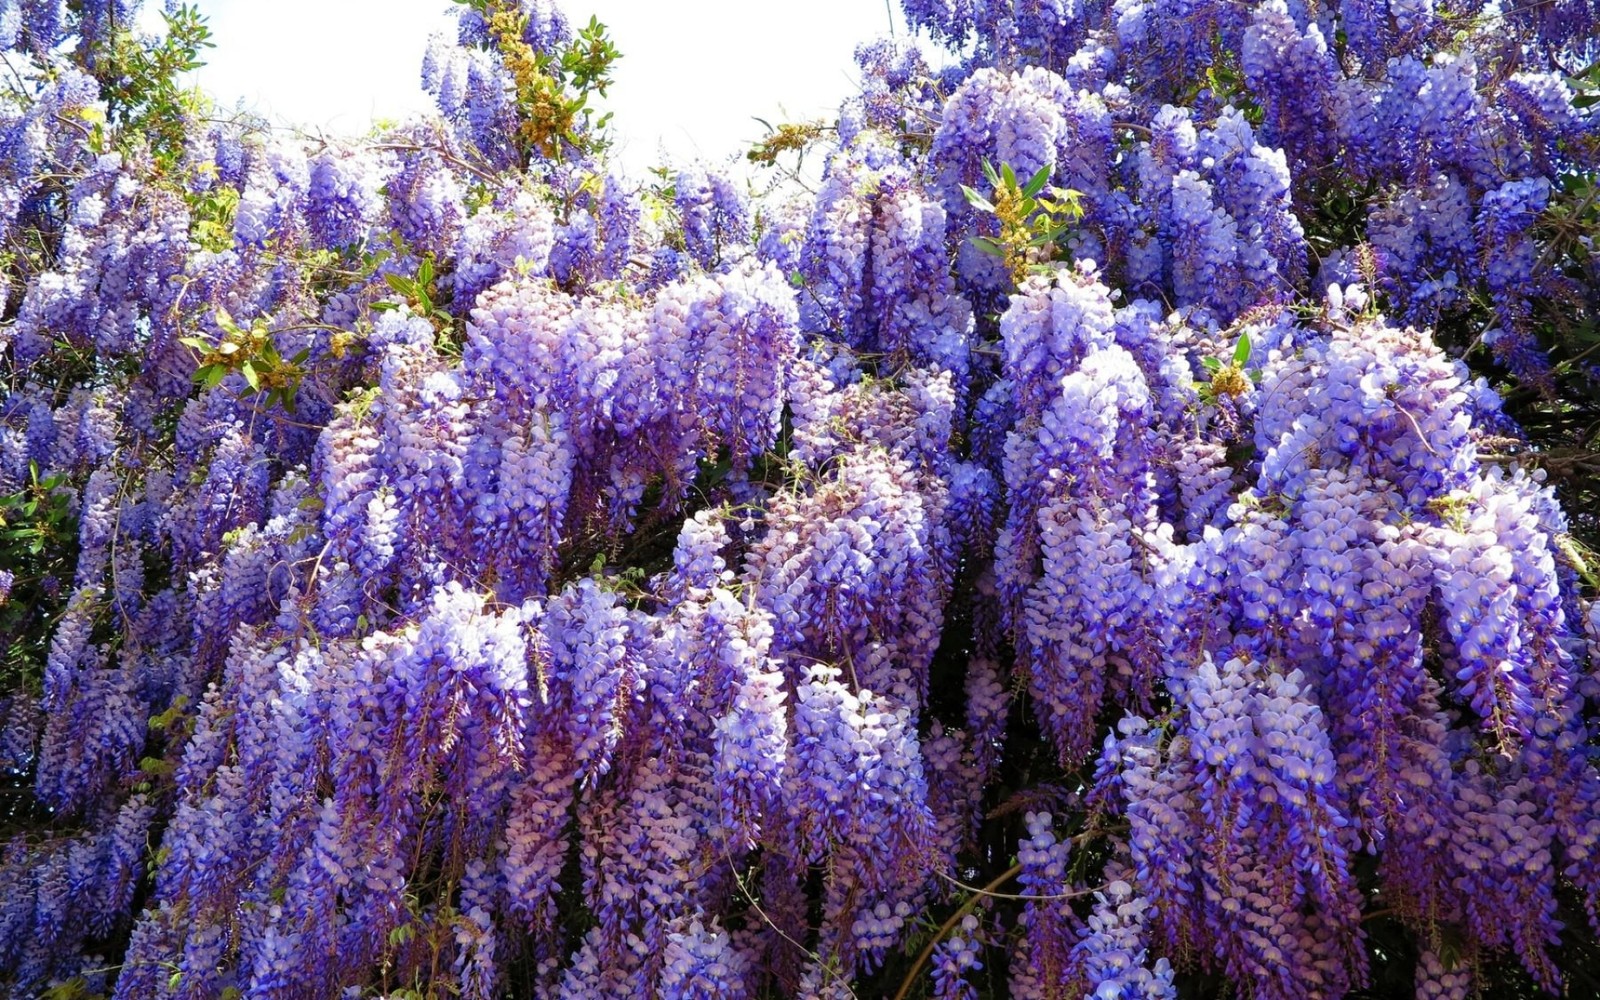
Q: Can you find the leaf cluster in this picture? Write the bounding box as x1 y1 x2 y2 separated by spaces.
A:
181 308 311 412
962 160 1083 285
457 0 620 162
187 183 239 254
0 462 79 693
748 119 829 166
93 4 215 165
1197 332 1259 404
374 254 462 353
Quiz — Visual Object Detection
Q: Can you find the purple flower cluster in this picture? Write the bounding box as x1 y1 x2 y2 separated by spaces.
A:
1 0 1598 997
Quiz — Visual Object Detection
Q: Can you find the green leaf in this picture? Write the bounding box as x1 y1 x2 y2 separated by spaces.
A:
1201 356 1223 372
1022 164 1051 198
200 364 226 389
240 361 260 392
970 236 1004 257
384 273 415 298
1000 162 1018 188
1233 331 1252 367
960 185 995 213
139 756 175 777
148 696 190 732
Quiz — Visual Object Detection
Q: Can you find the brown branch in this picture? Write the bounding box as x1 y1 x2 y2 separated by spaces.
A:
891 863 1023 1000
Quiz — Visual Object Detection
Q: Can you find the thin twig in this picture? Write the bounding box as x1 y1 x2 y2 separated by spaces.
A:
1391 402 1442 457
890 863 1022 1000
724 845 860 999
933 867 1104 902
1463 180 1600 358
367 141 502 184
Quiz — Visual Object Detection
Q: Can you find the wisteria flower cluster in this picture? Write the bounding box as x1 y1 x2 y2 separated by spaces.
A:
1 0 1598 998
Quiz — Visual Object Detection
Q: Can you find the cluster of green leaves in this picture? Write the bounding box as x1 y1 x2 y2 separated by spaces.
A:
0 463 76 564
181 308 313 412
93 4 214 166
0 463 79 693
1161 32 1262 125
39 975 116 1000
560 16 622 100
1568 58 1600 113
747 119 829 166
455 0 620 162
1197 330 1258 405
187 182 240 254
374 254 464 352
176 237 395 412
962 160 1083 285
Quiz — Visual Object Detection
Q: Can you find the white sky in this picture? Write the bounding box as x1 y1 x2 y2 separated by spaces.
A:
144 1 905 175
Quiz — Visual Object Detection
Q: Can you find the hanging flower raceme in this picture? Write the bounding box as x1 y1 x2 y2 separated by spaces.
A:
799 134 975 382
993 266 1174 761
1133 309 1600 995
1 0 1598 997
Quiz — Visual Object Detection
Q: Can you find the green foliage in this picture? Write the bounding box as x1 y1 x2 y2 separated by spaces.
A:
137 755 175 779
1164 32 1262 125
181 308 312 412
1301 180 1378 265
94 4 214 165
455 0 620 161
188 183 239 254
1197 330 1259 405
147 694 191 735
1569 59 1600 112
379 255 448 324
0 462 76 561
0 463 80 693
561 15 622 99
374 254 462 352
1202 48 1262 127
962 160 1083 285
40 976 104 1000
747 118 829 166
